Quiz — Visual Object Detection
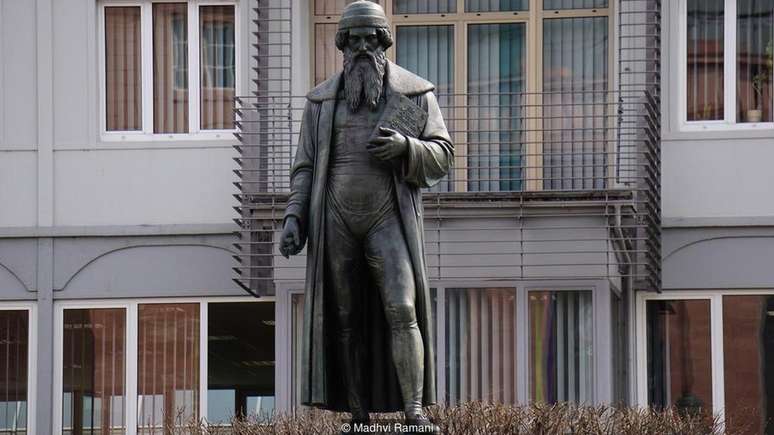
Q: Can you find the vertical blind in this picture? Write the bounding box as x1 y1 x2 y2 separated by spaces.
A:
686 0 725 121
736 0 773 123
544 0 607 9
529 291 593 404
62 309 126 435
396 25 455 191
200 5 236 130
105 7 142 132
394 0 457 14
446 289 517 405
153 3 189 134
466 0 528 12
467 23 526 192
543 17 608 190
0 311 28 435
137 304 199 433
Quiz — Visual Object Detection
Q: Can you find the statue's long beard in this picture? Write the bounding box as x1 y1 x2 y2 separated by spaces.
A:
343 49 387 112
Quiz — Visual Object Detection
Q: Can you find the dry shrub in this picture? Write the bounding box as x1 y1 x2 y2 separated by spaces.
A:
162 402 748 435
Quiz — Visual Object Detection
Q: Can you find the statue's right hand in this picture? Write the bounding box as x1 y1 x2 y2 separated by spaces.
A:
279 216 304 258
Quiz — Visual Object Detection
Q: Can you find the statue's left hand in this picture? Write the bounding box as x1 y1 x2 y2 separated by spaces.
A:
368 127 408 160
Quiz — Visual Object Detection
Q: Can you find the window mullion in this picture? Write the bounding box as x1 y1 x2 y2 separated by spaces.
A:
711 294 726 423
141 2 154 135
725 0 737 124
199 301 208 422
189 2 201 134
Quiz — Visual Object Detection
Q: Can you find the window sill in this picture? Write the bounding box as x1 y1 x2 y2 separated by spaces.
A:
101 130 237 143
666 122 774 142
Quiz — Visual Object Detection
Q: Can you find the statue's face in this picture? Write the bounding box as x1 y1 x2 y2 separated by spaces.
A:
345 27 381 56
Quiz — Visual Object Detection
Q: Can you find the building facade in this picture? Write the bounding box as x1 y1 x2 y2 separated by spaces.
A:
0 0 772 434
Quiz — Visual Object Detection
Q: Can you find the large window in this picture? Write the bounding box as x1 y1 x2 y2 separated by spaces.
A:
639 291 774 429
55 299 274 435
0 309 32 435
311 0 613 192
101 1 238 140
682 0 774 127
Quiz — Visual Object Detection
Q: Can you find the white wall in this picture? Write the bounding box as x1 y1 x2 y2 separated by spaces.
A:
0 0 248 230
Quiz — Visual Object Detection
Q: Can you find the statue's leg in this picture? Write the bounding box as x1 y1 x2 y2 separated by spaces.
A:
364 211 425 418
324 205 369 421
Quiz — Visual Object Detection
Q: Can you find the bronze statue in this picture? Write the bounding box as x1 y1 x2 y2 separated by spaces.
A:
279 1 453 430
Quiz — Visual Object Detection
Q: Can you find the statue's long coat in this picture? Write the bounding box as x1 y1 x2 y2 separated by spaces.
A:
285 61 453 412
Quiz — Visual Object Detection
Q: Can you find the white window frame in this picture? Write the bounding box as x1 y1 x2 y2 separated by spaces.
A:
635 289 774 427
678 0 774 131
98 0 241 142
53 296 274 434
0 302 37 435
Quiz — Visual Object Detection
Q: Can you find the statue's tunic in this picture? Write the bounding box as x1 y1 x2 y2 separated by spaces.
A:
285 61 453 412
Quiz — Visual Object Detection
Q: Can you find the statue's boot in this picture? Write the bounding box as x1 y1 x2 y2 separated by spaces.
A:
339 329 370 422
405 413 441 434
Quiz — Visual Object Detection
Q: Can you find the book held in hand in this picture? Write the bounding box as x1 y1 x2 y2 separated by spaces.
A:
369 94 428 144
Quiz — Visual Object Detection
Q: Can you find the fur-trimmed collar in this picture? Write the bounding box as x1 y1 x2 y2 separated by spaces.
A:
306 61 434 102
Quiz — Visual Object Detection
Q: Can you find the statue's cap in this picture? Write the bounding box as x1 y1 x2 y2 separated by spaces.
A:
338 1 389 31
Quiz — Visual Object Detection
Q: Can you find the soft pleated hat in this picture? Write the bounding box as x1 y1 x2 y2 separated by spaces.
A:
338 1 390 31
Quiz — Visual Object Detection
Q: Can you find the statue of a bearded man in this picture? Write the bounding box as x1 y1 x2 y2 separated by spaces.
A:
279 1 453 431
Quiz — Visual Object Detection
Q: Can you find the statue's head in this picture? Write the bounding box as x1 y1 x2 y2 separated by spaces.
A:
335 1 393 112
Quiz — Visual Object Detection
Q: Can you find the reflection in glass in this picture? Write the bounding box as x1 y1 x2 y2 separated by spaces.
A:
646 300 712 412
542 17 608 190
396 25 455 191
200 5 236 130
529 291 593 404
105 7 142 132
686 0 724 121
446 288 517 405
0 310 28 435
736 0 773 123
208 302 275 423
544 0 607 9
153 3 189 133
723 295 774 435
137 304 199 433
467 23 526 192
63 309 126 435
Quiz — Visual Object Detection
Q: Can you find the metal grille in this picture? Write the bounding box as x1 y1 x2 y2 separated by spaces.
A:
233 0 661 296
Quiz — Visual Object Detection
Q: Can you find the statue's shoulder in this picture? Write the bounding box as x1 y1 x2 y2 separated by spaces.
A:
307 72 342 103
386 62 435 97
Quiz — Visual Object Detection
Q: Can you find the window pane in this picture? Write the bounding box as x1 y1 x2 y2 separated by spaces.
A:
105 7 142 132
723 295 774 435
394 0 456 14
153 3 189 134
396 25 454 192
207 302 275 423
736 0 773 123
137 304 199 431
687 0 724 121
544 0 607 9
200 5 236 130
543 17 609 190
315 0 385 16
0 311 28 435
529 291 593 404
467 23 526 192
466 0 527 12
63 309 126 435
446 288 517 405
646 300 712 412
314 23 342 86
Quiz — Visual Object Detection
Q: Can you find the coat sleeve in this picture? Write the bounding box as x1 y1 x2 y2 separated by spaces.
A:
284 100 318 238
402 91 454 188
